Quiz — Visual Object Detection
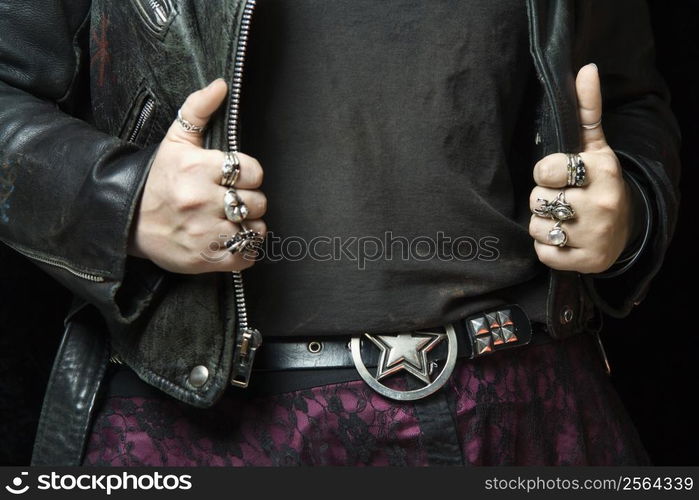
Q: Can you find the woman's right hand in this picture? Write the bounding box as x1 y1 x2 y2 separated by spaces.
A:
128 79 267 274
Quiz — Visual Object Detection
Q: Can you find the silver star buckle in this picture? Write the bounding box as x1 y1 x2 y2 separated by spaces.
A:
350 326 458 401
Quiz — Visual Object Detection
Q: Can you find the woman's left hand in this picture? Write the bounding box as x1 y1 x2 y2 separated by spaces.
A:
528 63 636 274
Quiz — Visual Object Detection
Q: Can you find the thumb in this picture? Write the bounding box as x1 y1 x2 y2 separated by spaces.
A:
166 78 228 147
576 63 607 151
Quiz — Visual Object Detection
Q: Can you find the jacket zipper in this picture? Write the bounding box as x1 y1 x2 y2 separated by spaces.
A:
148 0 169 25
133 0 173 34
227 0 259 387
228 0 257 326
128 97 155 143
4 241 106 282
227 0 256 154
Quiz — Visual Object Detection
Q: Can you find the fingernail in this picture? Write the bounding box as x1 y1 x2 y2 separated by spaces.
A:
588 63 598 71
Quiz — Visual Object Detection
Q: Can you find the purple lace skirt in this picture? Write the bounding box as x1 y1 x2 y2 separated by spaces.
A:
82 333 649 466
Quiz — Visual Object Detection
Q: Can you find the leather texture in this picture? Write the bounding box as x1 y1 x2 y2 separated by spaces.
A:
30 306 109 466
255 306 537 371
0 0 680 464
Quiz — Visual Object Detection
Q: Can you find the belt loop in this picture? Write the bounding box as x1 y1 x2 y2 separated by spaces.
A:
31 307 109 466
409 377 464 465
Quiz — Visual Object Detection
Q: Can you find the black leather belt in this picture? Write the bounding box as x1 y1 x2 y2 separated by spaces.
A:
253 304 549 401
103 305 553 402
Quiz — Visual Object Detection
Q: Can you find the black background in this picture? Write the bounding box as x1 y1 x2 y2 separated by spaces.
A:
602 0 699 465
0 1 697 466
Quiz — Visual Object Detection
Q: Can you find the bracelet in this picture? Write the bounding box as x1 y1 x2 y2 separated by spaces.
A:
594 169 653 279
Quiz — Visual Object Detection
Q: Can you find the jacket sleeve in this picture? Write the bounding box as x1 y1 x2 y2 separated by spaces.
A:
574 0 681 317
0 0 165 324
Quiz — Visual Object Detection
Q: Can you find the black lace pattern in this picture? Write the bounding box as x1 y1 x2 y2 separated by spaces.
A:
83 334 649 466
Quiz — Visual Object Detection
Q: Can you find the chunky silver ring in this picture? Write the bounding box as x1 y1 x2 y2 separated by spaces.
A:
566 153 586 187
581 118 602 130
221 152 241 188
533 191 576 221
176 109 206 134
224 188 249 223
547 221 568 248
225 228 264 254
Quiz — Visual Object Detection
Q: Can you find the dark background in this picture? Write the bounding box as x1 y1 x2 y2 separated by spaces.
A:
602 0 699 465
1 1 697 465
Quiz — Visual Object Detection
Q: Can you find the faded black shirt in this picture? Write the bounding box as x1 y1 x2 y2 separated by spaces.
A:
241 0 546 337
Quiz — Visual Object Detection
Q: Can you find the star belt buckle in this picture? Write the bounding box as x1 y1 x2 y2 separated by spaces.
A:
350 325 458 401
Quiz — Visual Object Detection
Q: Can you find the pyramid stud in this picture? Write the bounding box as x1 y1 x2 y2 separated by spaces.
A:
491 328 504 346
485 312 499 329
498 309 513 327
501 325 518 343
475 335 493 355
470 317 489 336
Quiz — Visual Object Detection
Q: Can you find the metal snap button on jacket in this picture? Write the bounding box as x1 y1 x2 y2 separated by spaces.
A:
560 306 574 325
188 365 209 388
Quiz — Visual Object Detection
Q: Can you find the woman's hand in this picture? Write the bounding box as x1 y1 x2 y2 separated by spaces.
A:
128 79 267 274
528 64 636 274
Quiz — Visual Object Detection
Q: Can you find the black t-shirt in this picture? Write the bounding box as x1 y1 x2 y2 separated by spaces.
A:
107 0 550 397
240 0 546 337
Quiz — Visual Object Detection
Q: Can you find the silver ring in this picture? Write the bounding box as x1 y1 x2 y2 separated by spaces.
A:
176 109 206 134
533 191 576 221
547 221 568 248
224 188 249 223
566 153 586 187
221 152 241 188
225 227 264 254
581 118 602 130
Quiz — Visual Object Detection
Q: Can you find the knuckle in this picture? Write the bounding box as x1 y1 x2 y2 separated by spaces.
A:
189 223 210 240
596 192 622 212
173 186 203 211
176 149 201 172
593 219 615 239
597 156 621 179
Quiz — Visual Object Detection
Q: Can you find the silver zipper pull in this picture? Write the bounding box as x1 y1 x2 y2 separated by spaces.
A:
149 0 169 25
230 327 262 387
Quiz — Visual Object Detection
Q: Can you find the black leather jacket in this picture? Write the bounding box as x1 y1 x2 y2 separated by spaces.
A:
0 0 680 465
